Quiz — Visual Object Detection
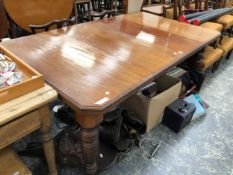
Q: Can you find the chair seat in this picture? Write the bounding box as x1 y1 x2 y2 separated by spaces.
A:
203 46 224 69
216 15 233 29
200 22 223 32
91 10 114 18
218 36 233 54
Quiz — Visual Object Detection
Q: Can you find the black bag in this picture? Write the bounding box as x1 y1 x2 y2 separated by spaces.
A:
55 126 84 167
179 65 206 92
99 108 146 151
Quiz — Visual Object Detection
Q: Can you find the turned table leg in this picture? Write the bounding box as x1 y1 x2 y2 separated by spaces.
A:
38 105 57 175
80 126 99 175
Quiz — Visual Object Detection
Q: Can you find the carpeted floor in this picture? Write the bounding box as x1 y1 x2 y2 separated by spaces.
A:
14 55 233 175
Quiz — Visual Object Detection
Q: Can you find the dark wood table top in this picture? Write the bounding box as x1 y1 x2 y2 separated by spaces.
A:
3 0 73 32
1 12 220 112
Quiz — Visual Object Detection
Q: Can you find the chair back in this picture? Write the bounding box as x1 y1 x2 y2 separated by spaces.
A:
30 17 75 34
91 0 115 20
162 0 180 20
91 0 114 12
3 0 73 32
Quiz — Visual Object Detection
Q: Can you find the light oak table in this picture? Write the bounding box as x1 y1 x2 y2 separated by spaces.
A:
0 147 32 175
1 12 220 174
0 84 58 175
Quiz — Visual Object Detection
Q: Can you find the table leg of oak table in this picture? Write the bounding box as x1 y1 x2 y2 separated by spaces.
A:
80 126 99 175
38 105 58 175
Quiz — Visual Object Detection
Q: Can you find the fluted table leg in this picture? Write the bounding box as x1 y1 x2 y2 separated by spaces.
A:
80 126 99 175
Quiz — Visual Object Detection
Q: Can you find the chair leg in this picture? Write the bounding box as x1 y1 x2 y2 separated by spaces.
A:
230 26 233 37
212 57 222 73
226 50 233 60
219 32 224 45
212 62 217 73
74 3 78 24
228 28 231 37
213 40 218 49
88 3 91 21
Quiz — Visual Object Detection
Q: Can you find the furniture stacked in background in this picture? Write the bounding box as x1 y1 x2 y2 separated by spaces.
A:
141 0 201 20
74 0 92 23
73 0 127 22
140 0 233 73
199 15 233 71
176 8 233 72
141 0 231 20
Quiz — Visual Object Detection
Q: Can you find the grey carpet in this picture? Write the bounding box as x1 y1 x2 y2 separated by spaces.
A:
14 55 233 175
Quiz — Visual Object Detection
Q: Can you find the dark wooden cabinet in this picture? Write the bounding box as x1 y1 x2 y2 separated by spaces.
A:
0 0 9 39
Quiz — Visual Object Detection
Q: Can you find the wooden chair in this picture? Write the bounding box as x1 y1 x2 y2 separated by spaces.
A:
182 0 209 15
30 17 75 34
215 14 233 57
114 0 127 14
185 46 224 73
215 17 233 60
218 35 233 60
195 21 233 72
185 22 224 72
162 0 209 20
141 0 171 16
200 22 224 72
188 17 233 72
202 46 224 72
216 14 233 34
74 0 91 23
162 0 184 20
91 0 115 20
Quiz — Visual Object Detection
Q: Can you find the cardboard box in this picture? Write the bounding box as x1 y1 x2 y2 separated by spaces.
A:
122 75 181 132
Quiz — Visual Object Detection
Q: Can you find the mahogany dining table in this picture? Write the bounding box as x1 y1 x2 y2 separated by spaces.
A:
1 12 220 174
